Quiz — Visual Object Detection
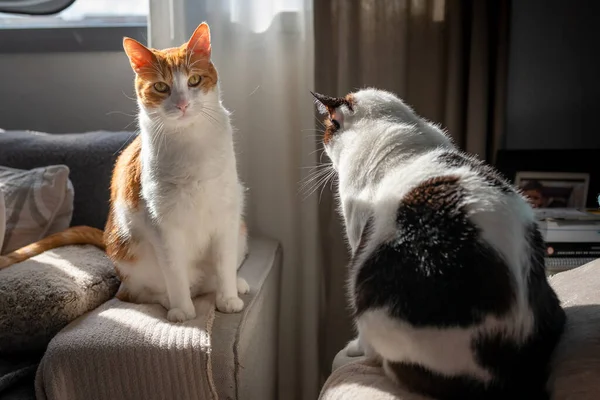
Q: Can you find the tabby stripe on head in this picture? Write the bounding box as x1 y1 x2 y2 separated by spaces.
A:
354 175 515 327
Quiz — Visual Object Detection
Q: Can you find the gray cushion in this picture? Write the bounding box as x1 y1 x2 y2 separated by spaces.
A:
0 245 119 355
0 130 135 230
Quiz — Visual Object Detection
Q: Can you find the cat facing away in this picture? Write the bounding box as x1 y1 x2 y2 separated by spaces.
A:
0 23 249 322
312 89 566 399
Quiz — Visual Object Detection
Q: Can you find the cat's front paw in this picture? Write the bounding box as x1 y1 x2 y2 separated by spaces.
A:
216 295 244 313
237 277 250 294
167 304 196 322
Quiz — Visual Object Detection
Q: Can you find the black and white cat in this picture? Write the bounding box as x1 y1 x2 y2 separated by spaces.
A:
312 89 565 399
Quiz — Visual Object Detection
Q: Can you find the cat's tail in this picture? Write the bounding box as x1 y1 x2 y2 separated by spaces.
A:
0 226 105 270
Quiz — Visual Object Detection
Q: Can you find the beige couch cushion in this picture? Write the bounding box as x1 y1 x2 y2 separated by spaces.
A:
320 259 600 400
547 260 600 399
35 237 281 400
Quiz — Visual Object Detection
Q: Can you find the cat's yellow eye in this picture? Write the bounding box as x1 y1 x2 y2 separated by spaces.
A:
187 74 202 87
153 82 169 93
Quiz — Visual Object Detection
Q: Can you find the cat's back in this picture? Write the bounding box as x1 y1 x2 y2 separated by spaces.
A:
363 148 533 316
376 148 533 250
358 149 524 327
352 147 564 399
379 148 520 210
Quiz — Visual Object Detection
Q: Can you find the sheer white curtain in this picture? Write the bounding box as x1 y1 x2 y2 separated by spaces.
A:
148 1 319 398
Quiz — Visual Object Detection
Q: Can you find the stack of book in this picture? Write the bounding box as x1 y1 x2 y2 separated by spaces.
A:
536 208 600 274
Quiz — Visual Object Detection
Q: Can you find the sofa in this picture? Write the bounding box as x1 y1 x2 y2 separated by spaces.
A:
319 259 600 400
0 130 282 400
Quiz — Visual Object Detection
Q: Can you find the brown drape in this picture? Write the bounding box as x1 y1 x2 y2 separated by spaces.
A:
314 0 510 383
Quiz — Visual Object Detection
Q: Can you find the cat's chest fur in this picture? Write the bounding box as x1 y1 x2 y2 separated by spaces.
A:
140 129 238 228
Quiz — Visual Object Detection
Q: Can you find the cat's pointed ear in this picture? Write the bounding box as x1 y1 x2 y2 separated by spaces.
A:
123 38 155 73
311 91 353 113
311 91 330 115
186 22 211 59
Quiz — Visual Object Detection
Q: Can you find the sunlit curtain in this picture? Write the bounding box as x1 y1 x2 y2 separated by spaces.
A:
314 0 510 383
149 0 320 399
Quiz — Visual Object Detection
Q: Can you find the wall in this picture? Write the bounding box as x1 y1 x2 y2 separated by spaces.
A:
0 52 137 133
505 0 600 150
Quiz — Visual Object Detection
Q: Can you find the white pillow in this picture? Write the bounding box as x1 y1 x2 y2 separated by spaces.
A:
0 165 74 254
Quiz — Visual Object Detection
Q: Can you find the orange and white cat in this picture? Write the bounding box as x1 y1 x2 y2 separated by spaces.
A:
0 22 249 322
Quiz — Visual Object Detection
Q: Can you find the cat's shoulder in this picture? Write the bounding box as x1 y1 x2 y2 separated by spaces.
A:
390 149 519 235
378 149 513 213
433 149 513 194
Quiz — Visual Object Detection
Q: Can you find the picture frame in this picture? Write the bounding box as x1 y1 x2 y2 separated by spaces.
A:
515 171 590 209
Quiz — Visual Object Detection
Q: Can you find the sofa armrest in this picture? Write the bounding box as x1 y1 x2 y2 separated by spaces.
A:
35 237 282 400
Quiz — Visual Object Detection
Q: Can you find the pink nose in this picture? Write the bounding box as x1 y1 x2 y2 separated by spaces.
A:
176 102 189 112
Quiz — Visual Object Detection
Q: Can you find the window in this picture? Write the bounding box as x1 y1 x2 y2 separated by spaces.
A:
0 0 74 15
0 0 148 28
0 0 148 53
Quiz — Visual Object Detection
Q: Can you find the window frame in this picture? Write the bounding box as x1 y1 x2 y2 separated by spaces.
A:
0 0 76 15
0 0 148 53
0 23 147 53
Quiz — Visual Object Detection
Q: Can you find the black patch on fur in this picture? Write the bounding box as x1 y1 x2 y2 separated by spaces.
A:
471 223 565 399
376 224 564 399
387 358 550 400
438 151 513 194
386 362 493 400
354 175 516 327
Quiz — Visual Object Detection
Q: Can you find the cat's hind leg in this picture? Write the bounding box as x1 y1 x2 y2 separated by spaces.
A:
115 277 169 310
238 221 249 266
345 337 364 357
212 218 246 313
236 276 250 294
345 332 380 361
234 221 250 294
113 244 170 310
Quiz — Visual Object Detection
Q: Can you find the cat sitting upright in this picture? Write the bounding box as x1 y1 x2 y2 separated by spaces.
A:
105 22 249 321
312 89 565 399
0 23 249 323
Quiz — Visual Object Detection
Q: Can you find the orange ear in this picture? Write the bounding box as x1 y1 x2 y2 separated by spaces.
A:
186 22 211 58
123 37 155 73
